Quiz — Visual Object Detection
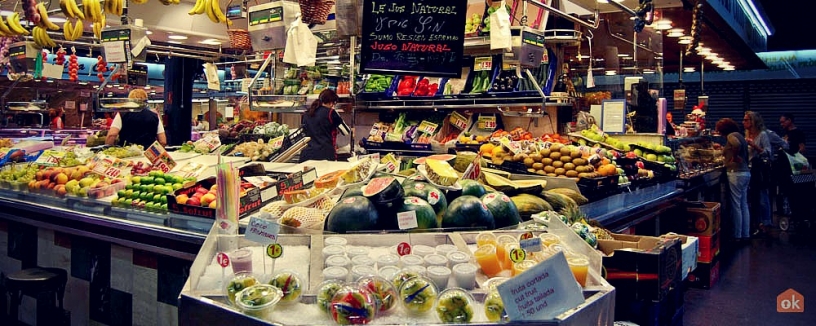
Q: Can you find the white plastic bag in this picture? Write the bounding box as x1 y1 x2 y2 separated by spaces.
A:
203 63 220 91
283 16 319 67
490 1 512 51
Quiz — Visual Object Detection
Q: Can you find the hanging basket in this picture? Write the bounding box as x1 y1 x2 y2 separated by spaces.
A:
226 29 252 50
299 0 335 25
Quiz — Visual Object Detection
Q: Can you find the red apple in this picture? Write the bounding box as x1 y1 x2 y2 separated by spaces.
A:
186 197 201 206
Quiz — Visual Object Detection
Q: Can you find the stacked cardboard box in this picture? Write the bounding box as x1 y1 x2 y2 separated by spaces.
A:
683 202 721 289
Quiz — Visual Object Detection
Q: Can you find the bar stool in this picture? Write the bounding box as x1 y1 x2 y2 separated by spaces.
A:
4 267 68 325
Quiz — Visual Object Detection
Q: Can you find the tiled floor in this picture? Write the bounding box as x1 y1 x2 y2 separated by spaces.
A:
685 225 816 325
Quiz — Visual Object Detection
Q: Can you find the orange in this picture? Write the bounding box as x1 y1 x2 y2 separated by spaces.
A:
480 143 495 156
475 135 487 142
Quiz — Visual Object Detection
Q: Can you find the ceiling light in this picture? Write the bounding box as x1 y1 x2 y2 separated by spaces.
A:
684 67 696 73
605 70 617 75
106 84 113 88
597 0 624 3
618 53 631 57
705 53 719 60
652 19 673 30
117 86 125 90
144 86 151 90
199 39 223 45
643 70 656 74
168 35 188 40
678 36 693 45
145 30 153 35
667 31 684 38
697 47 711 55
723 66 735 71
168 40 183 44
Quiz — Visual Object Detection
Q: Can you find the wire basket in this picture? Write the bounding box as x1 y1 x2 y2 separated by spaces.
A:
299 0 335 25
226 29 252 50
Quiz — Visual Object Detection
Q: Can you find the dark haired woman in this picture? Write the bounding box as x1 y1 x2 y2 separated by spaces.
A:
716 118 751 242
300 89 349 162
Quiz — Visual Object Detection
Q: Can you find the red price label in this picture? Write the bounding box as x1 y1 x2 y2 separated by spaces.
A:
270 136 285 150
266 243 283 259
93 164 122 179
418 121 438 135
216 252 230 268
509 248 526 264
397 242 412 256
475 57 493 71
155 161 171 173
520 231 534 241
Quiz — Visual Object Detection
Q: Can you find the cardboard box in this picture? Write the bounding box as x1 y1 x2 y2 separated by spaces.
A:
167 177 263 219
687 256 720 289
685 201 721 236
697 231 720 263
599 234 683 301
661 233 699 280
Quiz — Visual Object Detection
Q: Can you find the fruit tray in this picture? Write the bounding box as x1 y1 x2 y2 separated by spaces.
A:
576 176 620 201
361 138 433 152
167 177 263 219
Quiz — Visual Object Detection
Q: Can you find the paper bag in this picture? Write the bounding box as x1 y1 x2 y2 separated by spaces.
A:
490 1 512 51
203 63 221 91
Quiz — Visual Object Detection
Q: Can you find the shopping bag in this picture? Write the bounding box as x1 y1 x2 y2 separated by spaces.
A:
490 1 512 50
203 63 221 91
294 21 318 66
283 20 298 65
335 0 362 37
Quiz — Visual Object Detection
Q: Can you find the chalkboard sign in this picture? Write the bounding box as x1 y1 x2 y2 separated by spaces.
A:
361 0 467 78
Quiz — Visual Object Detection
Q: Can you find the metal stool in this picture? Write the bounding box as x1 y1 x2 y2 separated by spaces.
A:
4 267 67 325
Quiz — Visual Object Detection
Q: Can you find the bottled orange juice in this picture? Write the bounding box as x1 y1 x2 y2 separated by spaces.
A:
473 244 502 277
501 243 520 270
566 256 589 287
476 232 497 248
512 260 538 276
495 235 517 269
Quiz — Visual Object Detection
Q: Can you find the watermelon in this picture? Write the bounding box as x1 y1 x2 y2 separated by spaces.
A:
460 179 487 198
441 195 495 230
363 177 404 208
325 196 380 233
481 192 522 228
401 173 427 187
403 182 448 219
395 196 439 230
413 154 456 166
340 184 365 199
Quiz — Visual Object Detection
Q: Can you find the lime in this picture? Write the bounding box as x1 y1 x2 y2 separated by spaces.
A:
172 183 183 190
131 176 141 184
161 203 168 211
163 185 174 194
124 198 133 207
154 178 165 185
142 177 154 185
111 197 119 207
140 192 152 201
125 189 134 198
125 184 134 190
160 196 168 204
117 190 127 198
153 185 164 193
140 184 151 193
153 194 162 202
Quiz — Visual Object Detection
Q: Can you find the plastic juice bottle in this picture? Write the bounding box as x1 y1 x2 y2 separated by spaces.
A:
501 243 520 271
495 235 517 269
567 256 589 287
475 231 497 248
473 244 502 277
512 260 538 276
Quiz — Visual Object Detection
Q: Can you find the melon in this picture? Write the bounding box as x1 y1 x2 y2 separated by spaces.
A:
401 172 427 188
441 195 495 230
481 192 522 228
325 196 379 233
340 184 365 199
403 182 448 220
460 179 487 198
363 177 404 209
413 154 456 166
395 196 439 230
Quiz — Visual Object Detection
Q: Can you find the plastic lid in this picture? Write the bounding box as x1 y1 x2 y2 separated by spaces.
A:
378 266 401 280
412 245 435 256
400 254 424 266
351 255 375 267
426 265 452 277
452 263 478 275
346 247 369 258
322 266 349 280
234 284 283 311
326 254 351 267
446 251 471 264
324 236 348 246
230 248 252 259
376 253 400 266
423 254 448 267
434 244 458 255
496 235 518 245
351 265 378 280
322 245 346 257
404 265 427 276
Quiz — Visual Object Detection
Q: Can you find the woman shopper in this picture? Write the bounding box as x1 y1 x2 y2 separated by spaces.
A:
299 89 349 162
717 118 751 242
743 111 773 236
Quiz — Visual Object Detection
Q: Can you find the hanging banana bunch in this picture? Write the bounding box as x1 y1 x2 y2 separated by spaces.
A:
60 0 86 20
158 0 181 6
104 0 124 16
63 19 84 41
199 0 230 25
92 12 106 40
32 26 57 48
2 13 30 36
35 3 61 31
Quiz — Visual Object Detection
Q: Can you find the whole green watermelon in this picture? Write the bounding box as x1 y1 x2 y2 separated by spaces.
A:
481 192 522 228
441 195 495 230
340 184 365 199
403 182 448 219
396 196 439 230
460 179 487 198
325 196 379 233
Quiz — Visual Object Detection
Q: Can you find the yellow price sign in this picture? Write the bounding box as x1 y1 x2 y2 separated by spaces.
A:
266 243 283 259
509 248 526 264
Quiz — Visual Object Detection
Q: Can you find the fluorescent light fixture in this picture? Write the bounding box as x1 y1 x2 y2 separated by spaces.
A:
678 36 693 45
684 67 696 72
652 19 673 30
739 0 772 36
605 70 617 75
168 35 188 40
705 53 719 60
643 70 656 74
106 85 113 88
618 53 631 57
669 28 684 33
168 40 183 44
723 66 735 71
117 86 125 90
199 39 223 45
145 30 153 35
597 0 624 3
144 86 151 90
79 82 88 85
49 17 66 23
667 31 684 38
697 47 711 55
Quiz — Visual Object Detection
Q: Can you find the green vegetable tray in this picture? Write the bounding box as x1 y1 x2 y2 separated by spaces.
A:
359 75 398 101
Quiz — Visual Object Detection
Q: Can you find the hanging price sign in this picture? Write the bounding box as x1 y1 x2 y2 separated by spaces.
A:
417 120 439 135
266 243 283 259
397 242 412 256
478 115 497 130
216 252 230 267
474 57 493 71
519 231 534 241
35 150 66 166
449 111 468 130
269 136 285 150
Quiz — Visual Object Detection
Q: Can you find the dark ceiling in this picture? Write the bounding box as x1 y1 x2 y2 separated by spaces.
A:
759 0 816 51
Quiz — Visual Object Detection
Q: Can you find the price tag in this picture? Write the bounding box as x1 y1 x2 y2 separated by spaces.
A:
144 141 176 171
397 210 419 230
474 57 493 71
497 252 584 321
246 216 280 244
449 111 468 130
216 252 230 268
91 162 123 179
520 231 534 241
520 237 543 253
154 161 172 173
35 150 66 166
397 242 412 256
266 243 283 258
417 120 439 135
509 248 527 264
499 138 522 155
478 115 497 131
269 136 285 150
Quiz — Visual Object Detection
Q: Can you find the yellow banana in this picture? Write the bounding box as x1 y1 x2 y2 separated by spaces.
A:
7 13 30 36
37 4 61 31
68 0 85 20
96 0 105 22
212 0 227 23
205 0 219 23
73 19 84 40
64 21 75 40
117 0 124 16
104 0 112 14
60 0 71 18
37 27 56 48
0 12 14 35
188 0 204 15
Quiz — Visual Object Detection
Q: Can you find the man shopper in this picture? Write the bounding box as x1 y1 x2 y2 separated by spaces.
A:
780 113 805 154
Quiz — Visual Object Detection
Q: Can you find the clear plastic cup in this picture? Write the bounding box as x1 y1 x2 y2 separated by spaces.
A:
403 265 427 277
398 276 439 315
322 245 346 260
539 233 561 247
475 231 497 248
426 265 451 290
225 272 259 305
268 270 304 304
346 246 369 259
376 253 400 269
357 275 398 313
234 284 283 320
351 255 375 267
452 263 478 290
400 254 425 268
566 255 590 287
435 288 475 323
351 265 378 281
423 254 449 267
230 248 253 274
482 277 510 291
324 236 348 247
412 244 435 257
316 279 345 315
435 244 458 256
325 254 352 270
446 251 471 266
322 266 349 283
512 260 538 276
378 265 401 280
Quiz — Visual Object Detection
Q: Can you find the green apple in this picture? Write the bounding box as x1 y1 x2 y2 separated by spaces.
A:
131 176 141 184
117 190 126 198
172 183 183 191
154 178 165 185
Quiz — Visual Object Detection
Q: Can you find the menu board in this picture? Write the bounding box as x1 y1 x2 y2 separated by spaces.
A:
361 0 467 78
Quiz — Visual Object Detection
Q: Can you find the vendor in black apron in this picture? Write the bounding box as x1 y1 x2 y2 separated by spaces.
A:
105 89 167 148
300 89 349 162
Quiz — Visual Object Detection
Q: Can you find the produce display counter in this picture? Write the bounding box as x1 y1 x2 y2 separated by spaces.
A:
581 182 686 233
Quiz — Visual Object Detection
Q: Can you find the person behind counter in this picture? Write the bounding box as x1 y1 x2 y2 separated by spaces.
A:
49 108 64 129
193 114 209 131
105 89 167 148
300 89 349 162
